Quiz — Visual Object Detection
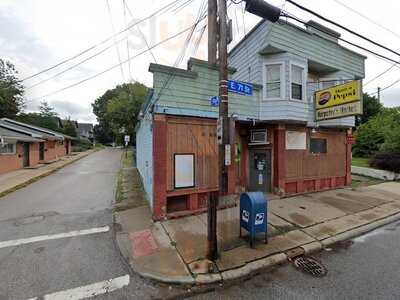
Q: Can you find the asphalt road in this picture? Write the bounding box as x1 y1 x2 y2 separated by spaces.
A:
191 220 400 300
0 149 172 300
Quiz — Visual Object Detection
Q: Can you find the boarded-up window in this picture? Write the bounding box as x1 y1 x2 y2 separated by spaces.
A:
310 138 327 154
286 131 306 150
174 154 195 188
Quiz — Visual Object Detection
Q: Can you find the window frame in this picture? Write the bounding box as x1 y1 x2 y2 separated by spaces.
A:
263 61 285 101
0 142 16 155
309 137 327 155
289 62 307 101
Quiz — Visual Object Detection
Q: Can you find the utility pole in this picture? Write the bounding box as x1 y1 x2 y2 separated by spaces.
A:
208 0 217 64
377 87 381 103
206 0 281 261
207 0 221 261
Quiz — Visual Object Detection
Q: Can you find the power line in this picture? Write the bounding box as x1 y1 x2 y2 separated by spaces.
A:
21 0 186 82
25 34 129 90
25 22 204 103
286 0 400 58
331 0 400 41
106 0 126 81
369 78 400 96
282 12 400 66
364 64 397 87
124 0 158 64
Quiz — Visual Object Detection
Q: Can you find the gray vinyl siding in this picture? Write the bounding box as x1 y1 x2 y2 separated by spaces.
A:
229 19 364 127
136 116 153 208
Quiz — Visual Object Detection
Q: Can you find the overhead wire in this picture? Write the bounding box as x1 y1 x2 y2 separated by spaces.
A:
21 0 186 81
286 0 400 58
106 0 126 81
25 21 205 103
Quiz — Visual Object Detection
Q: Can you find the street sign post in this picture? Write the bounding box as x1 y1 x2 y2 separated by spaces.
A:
228 80 253 96
210 96 220 107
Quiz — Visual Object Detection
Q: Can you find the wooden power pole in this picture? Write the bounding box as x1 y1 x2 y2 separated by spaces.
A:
207 0 230 261
207 0 220 261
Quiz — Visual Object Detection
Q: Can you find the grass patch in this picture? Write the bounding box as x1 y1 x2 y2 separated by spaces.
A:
351 176 384 188
352 157 371 168
122 150 134 168
115 170 124 203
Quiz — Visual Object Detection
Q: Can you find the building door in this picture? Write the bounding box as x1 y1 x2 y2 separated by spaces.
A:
249 148 271 192
23 143 30 167
39 142 45 161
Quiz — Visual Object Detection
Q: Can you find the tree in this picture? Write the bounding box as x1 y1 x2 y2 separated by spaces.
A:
17 101 60 131
355 93 383 127
61 118 77 137
39 100 58 118
353 107 400 157
92 82 148 144
0 59 24 118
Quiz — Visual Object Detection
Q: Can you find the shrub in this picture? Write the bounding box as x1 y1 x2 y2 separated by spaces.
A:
370 153 400 173
71 139 93 152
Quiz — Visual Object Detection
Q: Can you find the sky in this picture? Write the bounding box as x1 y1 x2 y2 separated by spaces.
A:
1 0 400 123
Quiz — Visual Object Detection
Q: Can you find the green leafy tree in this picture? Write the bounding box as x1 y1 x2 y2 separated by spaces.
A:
355 93 383 127
61 118 77 137
353 107 400 157
92 82 147 144
0 59 24 118
17 101 60 131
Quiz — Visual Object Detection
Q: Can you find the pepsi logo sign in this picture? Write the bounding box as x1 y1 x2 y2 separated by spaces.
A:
318 91 331 106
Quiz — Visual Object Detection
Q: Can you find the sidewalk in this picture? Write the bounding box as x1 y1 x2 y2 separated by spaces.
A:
0 150 95 198
115 181 400 285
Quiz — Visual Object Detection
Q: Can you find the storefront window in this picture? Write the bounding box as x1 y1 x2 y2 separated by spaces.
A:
310 138 327 154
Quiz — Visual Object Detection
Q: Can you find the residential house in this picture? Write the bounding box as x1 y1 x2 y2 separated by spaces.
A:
136 19 365 220
77 123 94 142
0 118 74 174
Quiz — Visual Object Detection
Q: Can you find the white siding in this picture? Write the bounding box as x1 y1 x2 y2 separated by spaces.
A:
136 116 153 208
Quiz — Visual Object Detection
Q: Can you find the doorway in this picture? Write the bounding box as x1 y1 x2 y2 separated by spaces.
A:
248 148 272 192
23 143 30 167
39 142 45 161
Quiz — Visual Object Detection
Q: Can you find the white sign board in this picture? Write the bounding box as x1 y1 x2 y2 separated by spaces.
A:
124 135 130 142
286 131 306 150
225 144 231 166
174 154 195 188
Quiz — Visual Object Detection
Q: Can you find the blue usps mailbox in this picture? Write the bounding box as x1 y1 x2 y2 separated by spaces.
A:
239 192 268 248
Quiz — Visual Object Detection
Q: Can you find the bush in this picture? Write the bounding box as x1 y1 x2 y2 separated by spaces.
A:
71 139 93 152
370 153 400 173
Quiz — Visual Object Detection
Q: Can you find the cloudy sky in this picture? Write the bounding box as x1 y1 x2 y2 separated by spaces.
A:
1 0 399 123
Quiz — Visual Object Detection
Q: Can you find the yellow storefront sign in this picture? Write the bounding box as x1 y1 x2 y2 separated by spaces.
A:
315 80 362 109
316 101 362 121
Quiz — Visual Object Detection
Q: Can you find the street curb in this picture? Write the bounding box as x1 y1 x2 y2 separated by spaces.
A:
321 212 400 247
301 241 323 255
220 253 287 282
0 150 95 199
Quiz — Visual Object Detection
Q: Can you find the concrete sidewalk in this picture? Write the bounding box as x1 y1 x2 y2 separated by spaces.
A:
0 150 95 198
115 182 400 285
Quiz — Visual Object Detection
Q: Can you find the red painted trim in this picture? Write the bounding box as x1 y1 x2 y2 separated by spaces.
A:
152 115 168 220
274 126 286 194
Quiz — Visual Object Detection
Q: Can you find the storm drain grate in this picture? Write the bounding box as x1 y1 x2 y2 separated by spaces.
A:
293 256 327 277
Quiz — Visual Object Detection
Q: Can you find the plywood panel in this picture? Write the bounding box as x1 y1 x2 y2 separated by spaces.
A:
285 129 346 181
166 116 218 191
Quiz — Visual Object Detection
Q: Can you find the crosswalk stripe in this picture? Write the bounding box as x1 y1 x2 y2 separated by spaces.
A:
0 226 110 249
27 274 130 300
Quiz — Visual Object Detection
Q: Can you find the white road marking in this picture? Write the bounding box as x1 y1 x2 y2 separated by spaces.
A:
27 275 130 300
0 226 110 249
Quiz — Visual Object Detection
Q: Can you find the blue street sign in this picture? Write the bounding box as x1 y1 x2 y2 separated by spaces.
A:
228 80 253 96
210 96 220 107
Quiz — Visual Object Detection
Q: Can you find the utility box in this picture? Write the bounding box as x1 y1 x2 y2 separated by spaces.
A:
239 192 268 248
